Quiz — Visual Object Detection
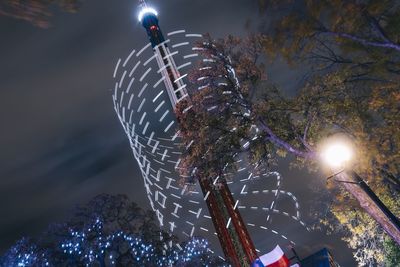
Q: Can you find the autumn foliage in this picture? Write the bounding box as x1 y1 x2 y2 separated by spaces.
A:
176 0 400 264
0 0 81 27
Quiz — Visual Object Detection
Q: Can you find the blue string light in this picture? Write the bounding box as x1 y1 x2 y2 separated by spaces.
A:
2 218 228 266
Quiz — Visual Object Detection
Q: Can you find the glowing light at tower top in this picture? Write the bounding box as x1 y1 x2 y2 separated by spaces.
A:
137 0 158 22
138 7 158 22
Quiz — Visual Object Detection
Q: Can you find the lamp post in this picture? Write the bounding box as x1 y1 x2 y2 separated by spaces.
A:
321 140 400 245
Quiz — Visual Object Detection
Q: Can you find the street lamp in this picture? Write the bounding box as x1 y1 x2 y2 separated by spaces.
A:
321 139 400 244
321 141 352 169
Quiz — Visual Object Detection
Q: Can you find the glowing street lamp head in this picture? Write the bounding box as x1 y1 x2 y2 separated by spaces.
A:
322 141 353 168
138 7 158 22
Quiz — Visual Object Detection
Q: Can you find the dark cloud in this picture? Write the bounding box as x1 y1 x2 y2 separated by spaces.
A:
0 0 355 265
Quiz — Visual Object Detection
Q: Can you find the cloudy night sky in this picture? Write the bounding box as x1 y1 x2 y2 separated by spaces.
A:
0 0 357 265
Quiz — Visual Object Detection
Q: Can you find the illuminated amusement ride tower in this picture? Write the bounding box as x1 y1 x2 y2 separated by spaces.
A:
113 0 311 266
138 1 187 106
137 1 257 266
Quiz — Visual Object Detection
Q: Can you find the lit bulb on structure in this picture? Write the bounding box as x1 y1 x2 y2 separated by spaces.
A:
322 141 353 168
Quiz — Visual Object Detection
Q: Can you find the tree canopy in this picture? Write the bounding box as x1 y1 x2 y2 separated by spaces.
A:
0 0 82 27
0 194 226 267
176 0 400 265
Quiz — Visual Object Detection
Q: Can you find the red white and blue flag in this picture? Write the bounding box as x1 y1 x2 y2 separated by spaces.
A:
252 245 291 267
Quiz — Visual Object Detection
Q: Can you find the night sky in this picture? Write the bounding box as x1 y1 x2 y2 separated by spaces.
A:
0 0 355 265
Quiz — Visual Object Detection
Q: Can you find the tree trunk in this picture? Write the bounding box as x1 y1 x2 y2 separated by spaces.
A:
258 118 400 244
337 171 400 245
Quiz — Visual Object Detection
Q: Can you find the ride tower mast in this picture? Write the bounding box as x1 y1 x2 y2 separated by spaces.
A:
137 1 258 266
138 0 188 106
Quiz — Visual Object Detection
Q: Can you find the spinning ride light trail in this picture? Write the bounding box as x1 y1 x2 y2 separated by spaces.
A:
112 1 311 266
